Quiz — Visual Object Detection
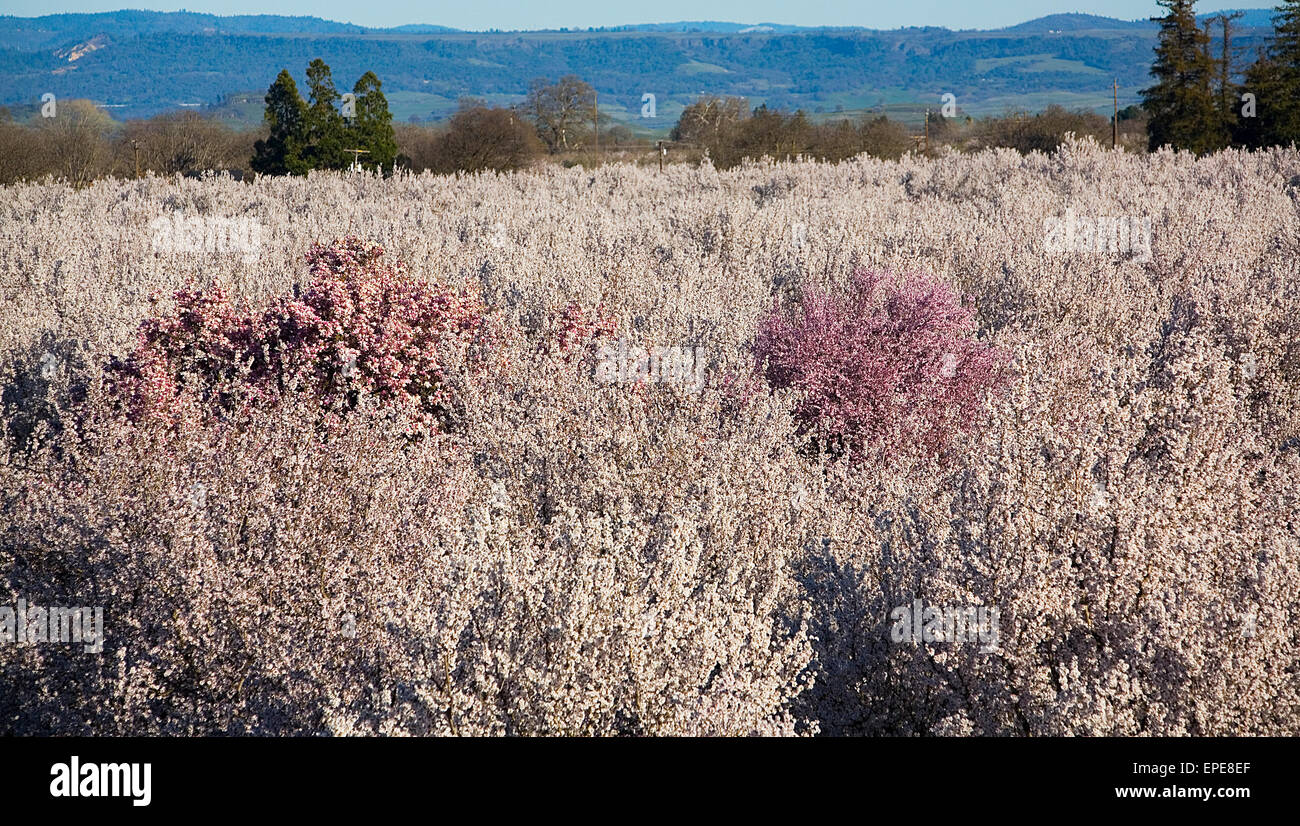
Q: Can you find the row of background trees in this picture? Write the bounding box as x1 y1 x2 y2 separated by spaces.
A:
3 1 1299 185
0 86 1144 185
393 73 1138 169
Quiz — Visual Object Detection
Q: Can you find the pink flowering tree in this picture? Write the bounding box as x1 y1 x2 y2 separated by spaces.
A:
551 300 617 355
107 237 491 431
755 269 1008 461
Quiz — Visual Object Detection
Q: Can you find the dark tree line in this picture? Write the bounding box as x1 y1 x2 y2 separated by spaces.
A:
251 60 397 175
1144 0 1300 153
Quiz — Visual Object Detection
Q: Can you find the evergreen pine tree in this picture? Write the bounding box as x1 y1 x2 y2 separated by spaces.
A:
250 69 309 176
1205 13 1246 146
1143 0 1231 154
1242 1 1300 147
348 72 397 173
304 58 347 171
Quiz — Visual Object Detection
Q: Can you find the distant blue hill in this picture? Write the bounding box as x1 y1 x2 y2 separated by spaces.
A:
0 9 1281 126
1198 8 1282 28
382 24 463 34
1002 13 1158 32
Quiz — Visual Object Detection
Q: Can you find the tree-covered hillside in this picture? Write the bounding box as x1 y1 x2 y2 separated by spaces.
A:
0 10 1276 125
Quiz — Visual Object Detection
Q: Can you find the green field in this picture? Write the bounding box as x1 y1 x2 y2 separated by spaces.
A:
974 54 1108 75
675 60 731 75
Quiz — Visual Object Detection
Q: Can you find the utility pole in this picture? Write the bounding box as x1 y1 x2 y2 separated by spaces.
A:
131 139 140 179
923 110 929 153
657 140 665 172
344 147 370 171
1112 78 1118 149
593 89 599 153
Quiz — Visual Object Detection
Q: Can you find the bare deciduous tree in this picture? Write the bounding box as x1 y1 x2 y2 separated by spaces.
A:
35 99 115 186
117 111 251 176
522 75 596 152
671 95 749 145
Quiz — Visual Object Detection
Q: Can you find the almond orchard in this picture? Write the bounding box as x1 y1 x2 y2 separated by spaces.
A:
2 138 1299 735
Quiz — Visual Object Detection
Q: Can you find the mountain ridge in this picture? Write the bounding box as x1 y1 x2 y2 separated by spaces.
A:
0 9 1280 128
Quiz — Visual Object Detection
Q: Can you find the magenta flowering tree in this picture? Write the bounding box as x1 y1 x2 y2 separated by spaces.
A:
755 269 1008 460
107 237 491 430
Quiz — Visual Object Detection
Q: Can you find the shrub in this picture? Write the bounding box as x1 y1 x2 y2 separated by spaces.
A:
0 383 817 735
755 269 1007 460
552 300 616 354
970 105 1112 154
106 237 490 431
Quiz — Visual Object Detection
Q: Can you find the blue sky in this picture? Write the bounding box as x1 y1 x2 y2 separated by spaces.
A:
0 1 1240 31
